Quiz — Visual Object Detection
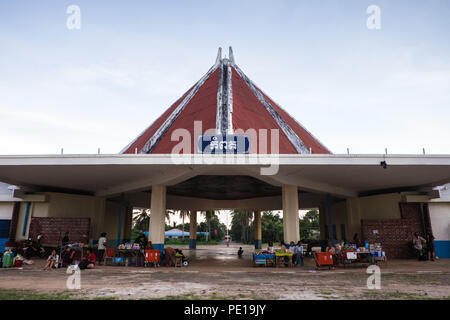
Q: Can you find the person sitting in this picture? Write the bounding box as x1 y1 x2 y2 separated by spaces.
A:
81 249 96 269
267 241 274 253
326 241 336 254
61 246 75 267
280 241 288 252
146 241 154 250
44 250 59 270
237 247 243 257
412 232 426 260
134 233 148 249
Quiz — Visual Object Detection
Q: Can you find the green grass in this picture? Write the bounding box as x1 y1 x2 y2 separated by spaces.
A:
164 239 221 245
0 289 74 300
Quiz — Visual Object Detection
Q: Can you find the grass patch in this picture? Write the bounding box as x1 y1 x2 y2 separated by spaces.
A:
363 290 380 295
0 289 73 300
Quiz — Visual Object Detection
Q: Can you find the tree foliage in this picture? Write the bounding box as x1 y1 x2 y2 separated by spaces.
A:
299 209 320 240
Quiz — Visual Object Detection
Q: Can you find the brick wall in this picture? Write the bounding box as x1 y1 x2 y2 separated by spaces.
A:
29 217 90 246
362 203 424 258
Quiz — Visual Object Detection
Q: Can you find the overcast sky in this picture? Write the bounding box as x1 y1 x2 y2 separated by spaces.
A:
0 0 449 156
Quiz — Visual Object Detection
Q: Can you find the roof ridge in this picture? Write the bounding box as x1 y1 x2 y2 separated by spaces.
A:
231 63 310 154
139 63 220 154
253 82 332 154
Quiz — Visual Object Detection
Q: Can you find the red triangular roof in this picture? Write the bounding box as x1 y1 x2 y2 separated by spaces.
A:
121 48 331 155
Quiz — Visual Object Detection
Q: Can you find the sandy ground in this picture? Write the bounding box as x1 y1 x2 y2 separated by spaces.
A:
1 244 449 300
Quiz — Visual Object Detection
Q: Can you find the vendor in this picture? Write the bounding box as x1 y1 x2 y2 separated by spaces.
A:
296 241 304 266
352 233 361 247
61 246 75 267
82 249 97 269
146 241 154 250
97 232 107 265
267 241 274 253
134 233 148 248
326 242 336 254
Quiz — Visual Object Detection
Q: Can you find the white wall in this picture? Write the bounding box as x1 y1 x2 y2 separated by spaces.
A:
428 203 450 241
0 203 13 220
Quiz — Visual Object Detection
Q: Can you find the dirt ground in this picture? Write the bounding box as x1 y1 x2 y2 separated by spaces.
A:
1 244 449 300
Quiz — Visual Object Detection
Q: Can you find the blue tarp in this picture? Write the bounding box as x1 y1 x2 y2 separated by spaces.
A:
142 231 210 238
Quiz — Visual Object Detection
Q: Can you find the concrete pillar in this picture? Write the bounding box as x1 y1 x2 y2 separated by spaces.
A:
189 210 198 249
346 197 362 241
254 210 262 249
282 185 300 243
319 203 327 241
150 185 166 253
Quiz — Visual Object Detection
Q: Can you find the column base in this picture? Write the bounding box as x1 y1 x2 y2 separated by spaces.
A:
153 243 165 255
254 240 262 249
189 239 197 249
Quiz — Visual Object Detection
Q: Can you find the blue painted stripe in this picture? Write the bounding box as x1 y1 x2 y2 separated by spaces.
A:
435 240 450 259
327 194 334 245
116 193 124 247
254 239 262 249
22 202 31 237
189 239 196 249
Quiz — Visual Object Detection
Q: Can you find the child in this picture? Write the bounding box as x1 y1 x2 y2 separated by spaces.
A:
237 247 243 257
44 250 59 270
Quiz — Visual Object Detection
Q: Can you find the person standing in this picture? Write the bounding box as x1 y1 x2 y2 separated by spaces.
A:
97 232 107 265
62 232 69 247
289 241 297 265
296 241 304 266
426 229 435 261
412 232 426 260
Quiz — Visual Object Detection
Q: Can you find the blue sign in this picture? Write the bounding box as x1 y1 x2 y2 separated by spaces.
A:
197 134 250 154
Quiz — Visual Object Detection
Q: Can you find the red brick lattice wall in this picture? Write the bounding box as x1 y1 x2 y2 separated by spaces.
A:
362 203 424 258
29 217 90 246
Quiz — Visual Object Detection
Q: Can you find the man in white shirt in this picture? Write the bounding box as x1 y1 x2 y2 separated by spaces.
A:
97 232 107 265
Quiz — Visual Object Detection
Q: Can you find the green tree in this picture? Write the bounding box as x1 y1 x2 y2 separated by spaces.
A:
230 210 253 244
132 209 150 232
261 211 283 243
299 209 320 240
201 210 217 241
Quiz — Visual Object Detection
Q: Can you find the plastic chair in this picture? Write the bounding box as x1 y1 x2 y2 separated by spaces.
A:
144 250 160 267
104 248 116 266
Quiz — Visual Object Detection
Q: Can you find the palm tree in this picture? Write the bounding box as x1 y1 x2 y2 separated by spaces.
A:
231 210 253 243
132 208 150 231
179 210 189 240
202 210 217 241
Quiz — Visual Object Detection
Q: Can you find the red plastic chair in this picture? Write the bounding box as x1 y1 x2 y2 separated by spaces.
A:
104 248 116 265
144 250 160 267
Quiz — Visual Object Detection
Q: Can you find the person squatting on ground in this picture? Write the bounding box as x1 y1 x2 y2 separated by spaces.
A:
61 246 75 267
43 250 59 270
79 249 96 269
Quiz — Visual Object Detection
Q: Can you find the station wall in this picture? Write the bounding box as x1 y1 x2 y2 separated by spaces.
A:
428 203 450 258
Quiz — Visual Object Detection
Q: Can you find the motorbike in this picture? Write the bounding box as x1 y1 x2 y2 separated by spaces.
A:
23 236 46 259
